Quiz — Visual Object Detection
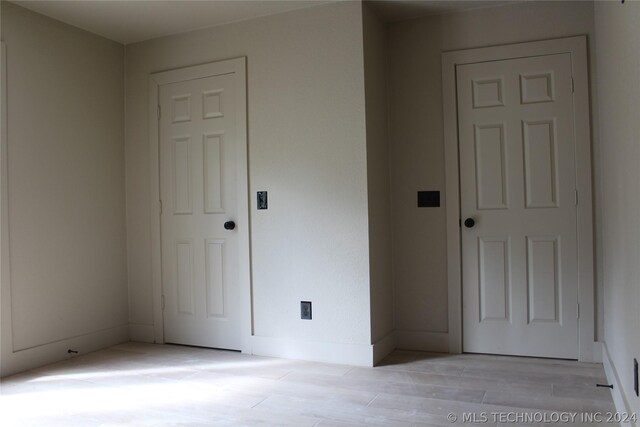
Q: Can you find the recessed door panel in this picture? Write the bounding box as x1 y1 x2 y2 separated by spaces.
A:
523 120 558 208
520 72 554 104
526 236 560 323
478 237 510 322
203 90 224 119
176 240 195 315
205 239 225 317
172 137 192 214
475 124 508 210
203 133 224 214
172 94 191 123
472 78 505 108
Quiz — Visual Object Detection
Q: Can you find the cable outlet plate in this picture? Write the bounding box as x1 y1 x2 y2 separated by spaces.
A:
301 301 312 320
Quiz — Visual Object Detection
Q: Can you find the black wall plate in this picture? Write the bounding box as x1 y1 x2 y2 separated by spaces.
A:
418 191 440 208
257 191 268 210
301 301 312 320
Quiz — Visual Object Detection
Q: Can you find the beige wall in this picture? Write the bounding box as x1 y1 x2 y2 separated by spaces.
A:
387 1 601 350
363 4 394 347
594 0 640 415
1 2 127 376
125 1 375 358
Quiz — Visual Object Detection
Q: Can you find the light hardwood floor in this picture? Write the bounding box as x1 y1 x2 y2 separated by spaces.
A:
0 342 616 426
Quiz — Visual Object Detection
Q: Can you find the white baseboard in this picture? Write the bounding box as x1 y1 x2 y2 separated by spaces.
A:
396 330 449 353
372 331 396 365
602 341 635 425
0 324 129 377
251 335 374 367
129 323 155 343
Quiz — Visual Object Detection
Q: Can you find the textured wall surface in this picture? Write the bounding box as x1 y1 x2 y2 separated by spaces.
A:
1 2 127 375
594 0 640 416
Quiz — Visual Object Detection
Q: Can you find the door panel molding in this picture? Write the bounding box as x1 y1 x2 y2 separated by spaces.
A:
442 36 595 361
148 57 251 353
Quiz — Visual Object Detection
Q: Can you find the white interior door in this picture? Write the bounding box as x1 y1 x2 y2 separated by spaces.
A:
457 53 579 359
160 72 241 350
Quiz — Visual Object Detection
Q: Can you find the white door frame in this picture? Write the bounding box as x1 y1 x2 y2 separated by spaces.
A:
442 36 595 362
1 41 14 373
148 57 252 353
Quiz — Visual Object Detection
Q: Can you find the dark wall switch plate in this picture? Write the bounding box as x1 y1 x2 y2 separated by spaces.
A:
418 191 440 208
300 301 312 320
257 191 268 210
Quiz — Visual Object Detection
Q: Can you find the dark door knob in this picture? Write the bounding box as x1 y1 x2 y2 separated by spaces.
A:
464 218 475 228
224 221 236 230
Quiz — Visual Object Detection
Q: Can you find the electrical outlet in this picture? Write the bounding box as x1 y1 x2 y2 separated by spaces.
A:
634 358 638 397
301 301 312 320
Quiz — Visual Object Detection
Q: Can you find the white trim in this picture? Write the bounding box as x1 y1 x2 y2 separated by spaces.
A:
372 331 396 365
602 342 634 425
442 36 596 361
148 57 251 353
148 76 163 344
396 330 449 353
0 41 14 375
1 324 128 377
252 336 374 367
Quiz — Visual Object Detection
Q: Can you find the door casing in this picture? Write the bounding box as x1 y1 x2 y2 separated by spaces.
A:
148 57 252 353
442 36 596 362
0 42 13 373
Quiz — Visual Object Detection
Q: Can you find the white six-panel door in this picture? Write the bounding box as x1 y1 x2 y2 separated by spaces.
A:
159 72 241 350
457 53 579 359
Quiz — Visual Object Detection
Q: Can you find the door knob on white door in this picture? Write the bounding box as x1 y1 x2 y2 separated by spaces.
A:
464 218 475 228
224 221 236 230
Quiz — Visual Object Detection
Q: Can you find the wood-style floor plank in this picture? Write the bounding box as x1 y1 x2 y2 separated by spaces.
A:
0 343 615 426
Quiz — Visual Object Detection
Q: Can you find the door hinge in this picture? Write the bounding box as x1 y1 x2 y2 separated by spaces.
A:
157 105 161 120
571 77 575 94
574 189 578 206
159 199 163 215
577 303 580 319
161 295 165 311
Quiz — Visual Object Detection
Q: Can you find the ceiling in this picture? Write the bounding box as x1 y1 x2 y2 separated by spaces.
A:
365 1 517 23
11 0 520 45
11 0 334 45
